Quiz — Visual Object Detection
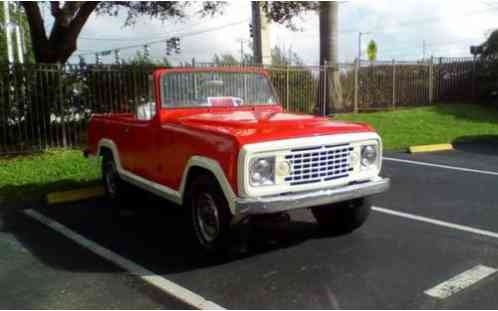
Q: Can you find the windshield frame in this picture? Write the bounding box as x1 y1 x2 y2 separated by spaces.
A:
158 67 281 110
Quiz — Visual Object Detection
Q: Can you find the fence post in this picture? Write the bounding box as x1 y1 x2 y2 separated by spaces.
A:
58 63 67 148
353 58 359 114
392 59 396 110
429 56 434 105
438 57 443 103
286 64 290 111
472 55 476 103
192 58 198 98
323 60 328 116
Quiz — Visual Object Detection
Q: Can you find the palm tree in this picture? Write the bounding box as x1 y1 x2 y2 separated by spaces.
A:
319 2 337 68
318 1 343 114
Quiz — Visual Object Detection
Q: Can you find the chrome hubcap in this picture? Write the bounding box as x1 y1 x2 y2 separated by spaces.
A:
196 193 220 243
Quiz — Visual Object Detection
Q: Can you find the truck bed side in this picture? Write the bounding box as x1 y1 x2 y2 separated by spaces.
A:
86 113 134 157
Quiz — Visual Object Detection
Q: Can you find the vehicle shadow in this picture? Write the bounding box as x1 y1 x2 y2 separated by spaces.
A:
2 193 333 275
452 135 498 156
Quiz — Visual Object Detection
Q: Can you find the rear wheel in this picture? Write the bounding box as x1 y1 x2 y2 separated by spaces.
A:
311 198 371 234
187 174 232 253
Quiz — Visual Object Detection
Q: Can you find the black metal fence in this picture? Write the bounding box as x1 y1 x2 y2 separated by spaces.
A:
0 63 154 154
0 63 331 155
0 59 482 155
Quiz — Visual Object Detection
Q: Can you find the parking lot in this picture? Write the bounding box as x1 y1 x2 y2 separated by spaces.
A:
2 141 498 309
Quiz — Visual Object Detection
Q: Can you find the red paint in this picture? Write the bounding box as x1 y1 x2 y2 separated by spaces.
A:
87 68 375 196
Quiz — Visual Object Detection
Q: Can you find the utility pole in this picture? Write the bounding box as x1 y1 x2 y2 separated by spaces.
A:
251 2 271 65
240 40 244 65
3 1 14 63
237 39 249 65
358 32 371 62
422 40 426 61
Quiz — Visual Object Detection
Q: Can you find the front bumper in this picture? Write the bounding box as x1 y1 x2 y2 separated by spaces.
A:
235 177 390 216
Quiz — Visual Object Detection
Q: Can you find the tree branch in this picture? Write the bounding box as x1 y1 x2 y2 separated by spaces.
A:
50 2 61 18
22 1 233 63
22 2 53 62
68 2 99 38
59 2 85 26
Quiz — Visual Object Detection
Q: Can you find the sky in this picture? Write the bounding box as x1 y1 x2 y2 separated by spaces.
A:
58 0 498 65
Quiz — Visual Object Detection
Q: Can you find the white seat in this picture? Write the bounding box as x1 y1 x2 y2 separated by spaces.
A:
136 102 156 120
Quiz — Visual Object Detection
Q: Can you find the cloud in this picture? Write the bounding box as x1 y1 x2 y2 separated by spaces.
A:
68 0 498 65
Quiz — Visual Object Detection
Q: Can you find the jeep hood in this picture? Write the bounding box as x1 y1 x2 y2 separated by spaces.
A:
177 110 374 145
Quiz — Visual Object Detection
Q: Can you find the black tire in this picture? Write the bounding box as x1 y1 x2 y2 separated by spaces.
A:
101 152 129 209
187 174 232 253
311 198 371 234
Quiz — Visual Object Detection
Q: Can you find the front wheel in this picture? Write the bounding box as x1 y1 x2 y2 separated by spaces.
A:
101 152 132 213
102 153 122 200
187 174 232 253
311 198 371 234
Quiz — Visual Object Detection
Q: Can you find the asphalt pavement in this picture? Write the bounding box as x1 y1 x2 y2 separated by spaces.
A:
2 141 498 309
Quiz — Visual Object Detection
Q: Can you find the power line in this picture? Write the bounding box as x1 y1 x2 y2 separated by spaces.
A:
78 20 210 42
334 6 498 36
75 19 249 57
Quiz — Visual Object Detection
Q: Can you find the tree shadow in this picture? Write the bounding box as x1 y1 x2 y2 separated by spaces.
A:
432 103 498 125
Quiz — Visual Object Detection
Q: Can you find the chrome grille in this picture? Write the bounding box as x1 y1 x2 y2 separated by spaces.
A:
284 144 353 186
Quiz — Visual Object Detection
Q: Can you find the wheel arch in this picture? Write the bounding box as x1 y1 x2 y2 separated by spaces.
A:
96 139 123 169
95 140 237 215
180 156 238 215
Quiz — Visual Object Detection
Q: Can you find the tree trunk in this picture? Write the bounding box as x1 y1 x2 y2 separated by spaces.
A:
22 2 98 64
317 2 343 115
29 34 78 64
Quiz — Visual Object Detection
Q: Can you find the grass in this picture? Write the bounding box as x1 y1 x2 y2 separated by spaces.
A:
0 149 101 204
335 103 498 151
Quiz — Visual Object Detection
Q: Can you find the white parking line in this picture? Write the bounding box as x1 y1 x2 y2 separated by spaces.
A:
372 206 498 240
23 209 224 310
383 157 498 176
424 265 497 299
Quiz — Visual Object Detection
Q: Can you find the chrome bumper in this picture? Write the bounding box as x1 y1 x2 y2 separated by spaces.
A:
235 177 390 216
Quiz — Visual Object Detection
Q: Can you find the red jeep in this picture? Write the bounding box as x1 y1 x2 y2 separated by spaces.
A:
85 67 390 251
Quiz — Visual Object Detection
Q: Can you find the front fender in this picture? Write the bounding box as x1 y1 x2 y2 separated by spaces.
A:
180 156 238 215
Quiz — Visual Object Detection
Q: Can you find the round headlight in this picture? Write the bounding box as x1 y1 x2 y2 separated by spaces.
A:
276 160 291 177
361 145 378 167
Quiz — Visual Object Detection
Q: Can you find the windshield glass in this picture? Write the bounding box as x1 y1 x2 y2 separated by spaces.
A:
161 71 278 108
